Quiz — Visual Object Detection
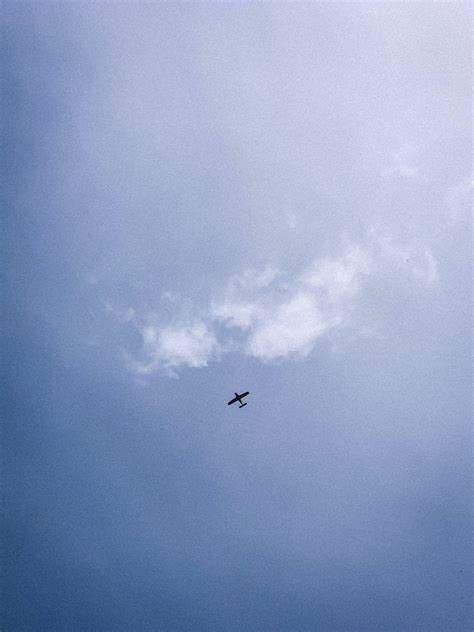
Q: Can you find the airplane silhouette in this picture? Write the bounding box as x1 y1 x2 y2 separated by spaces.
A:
227 391 250 408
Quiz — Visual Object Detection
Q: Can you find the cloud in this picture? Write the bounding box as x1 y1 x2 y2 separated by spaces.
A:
211 301 262 330
244 291 333 361
113 236 438 377
301 245 371 301
129 321 218 377
209 266 278 331
369 230 439 286
212 245 372 361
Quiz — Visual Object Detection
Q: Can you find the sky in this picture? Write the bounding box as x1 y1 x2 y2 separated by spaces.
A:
2 3 472 631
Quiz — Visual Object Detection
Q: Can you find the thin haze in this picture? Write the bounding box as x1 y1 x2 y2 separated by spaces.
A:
2 3 472 631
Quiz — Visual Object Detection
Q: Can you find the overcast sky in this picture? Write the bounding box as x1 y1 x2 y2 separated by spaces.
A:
3 3 472 631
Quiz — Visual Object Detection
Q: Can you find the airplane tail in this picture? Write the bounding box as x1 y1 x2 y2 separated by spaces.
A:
239 402 248 408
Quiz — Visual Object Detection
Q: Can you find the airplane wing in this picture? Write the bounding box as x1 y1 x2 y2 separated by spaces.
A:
227 395 239 405
240 392 249 398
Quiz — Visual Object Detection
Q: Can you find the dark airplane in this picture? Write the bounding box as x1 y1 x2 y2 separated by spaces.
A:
227 391 250 408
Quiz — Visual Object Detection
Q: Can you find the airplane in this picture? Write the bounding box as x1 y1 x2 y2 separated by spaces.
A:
227 391 250 408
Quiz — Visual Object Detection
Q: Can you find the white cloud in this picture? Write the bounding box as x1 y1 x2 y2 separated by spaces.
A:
228 266 280 292
130 321 218 377
211 301 262 330
245 291 335 361
209 267 279 330
301 246 372 301
114 236 438 378
214 245 372 361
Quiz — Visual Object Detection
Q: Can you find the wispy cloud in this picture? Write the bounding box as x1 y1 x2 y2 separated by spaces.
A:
112 235 438 377
369 230 439 286
212 245 371 361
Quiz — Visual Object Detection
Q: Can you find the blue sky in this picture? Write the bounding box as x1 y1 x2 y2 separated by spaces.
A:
2 3 472 630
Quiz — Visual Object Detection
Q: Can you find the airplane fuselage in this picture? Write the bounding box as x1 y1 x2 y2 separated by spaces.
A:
228 391 250 408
